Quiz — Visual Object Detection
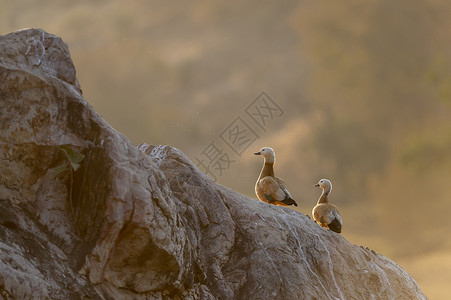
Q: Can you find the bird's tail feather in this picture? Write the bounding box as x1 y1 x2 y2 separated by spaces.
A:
282 198 298 207
328 218 342 233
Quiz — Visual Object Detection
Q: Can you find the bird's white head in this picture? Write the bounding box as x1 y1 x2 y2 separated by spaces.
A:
314 179 332 192
254 147 275 164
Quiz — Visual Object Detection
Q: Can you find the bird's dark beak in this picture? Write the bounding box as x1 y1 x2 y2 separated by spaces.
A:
314 183 320 187
254 152 261 155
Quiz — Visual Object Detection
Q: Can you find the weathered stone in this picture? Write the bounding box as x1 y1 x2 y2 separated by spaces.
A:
0 28 427 299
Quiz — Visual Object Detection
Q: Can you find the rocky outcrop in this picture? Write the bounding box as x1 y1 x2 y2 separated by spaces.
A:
0 28 427 299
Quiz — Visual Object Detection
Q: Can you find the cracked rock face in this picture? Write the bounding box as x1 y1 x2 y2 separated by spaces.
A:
0 28 427 299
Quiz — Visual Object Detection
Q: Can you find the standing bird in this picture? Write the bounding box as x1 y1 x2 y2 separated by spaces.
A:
313 179 342 233
254 147 298 206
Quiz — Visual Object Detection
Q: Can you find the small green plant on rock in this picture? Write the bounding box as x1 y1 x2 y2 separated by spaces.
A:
54 145 85 215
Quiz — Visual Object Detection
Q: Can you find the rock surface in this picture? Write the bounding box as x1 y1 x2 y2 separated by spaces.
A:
0 28 427 299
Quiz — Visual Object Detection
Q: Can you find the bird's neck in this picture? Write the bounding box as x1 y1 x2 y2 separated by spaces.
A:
259 162 274 178
318 189 330 204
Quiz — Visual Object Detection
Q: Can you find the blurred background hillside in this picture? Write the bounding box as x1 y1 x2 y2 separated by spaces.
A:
2 0 450 298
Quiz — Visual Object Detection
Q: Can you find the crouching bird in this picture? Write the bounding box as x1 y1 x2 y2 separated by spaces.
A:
254 147 298 206
313 179 342 233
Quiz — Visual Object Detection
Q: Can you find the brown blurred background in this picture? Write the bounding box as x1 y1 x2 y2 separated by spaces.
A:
2 0 450 298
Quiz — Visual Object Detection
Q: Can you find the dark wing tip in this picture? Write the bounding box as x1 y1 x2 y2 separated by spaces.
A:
328 218 342 233
282 198 298 206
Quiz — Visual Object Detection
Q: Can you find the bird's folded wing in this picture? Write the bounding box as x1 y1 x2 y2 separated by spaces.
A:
324 205 341 224
330 207 342 224
273 177 293 199
259 176 288 201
